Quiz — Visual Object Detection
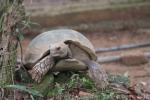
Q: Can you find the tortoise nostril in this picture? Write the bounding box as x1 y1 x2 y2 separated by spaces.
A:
56 47 61 50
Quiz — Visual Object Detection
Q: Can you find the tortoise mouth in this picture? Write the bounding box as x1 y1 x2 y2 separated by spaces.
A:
51 50 66 56
51 53 63 58
52 54 60 58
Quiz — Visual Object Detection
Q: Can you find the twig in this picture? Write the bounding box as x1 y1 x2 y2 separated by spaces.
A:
95 41 150 53
97 52 150 63
112 87 130 95
0 88 4 100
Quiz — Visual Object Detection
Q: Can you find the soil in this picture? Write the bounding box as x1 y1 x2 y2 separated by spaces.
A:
20 28 150 87
86 29 150 86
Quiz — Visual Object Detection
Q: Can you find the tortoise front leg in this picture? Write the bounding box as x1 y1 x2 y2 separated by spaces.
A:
28 55 54 83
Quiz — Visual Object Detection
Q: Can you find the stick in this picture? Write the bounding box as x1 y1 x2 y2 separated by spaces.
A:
97 52 150 63
95 41 150 53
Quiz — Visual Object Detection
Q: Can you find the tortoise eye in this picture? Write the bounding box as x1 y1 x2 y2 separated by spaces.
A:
56 47 61 50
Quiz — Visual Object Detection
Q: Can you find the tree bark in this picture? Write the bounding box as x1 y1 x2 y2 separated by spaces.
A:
0 0 24 86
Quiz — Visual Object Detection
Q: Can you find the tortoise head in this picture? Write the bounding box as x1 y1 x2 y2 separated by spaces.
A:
49 42 70 59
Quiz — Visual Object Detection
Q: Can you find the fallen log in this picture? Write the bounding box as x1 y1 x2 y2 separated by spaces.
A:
95 41 150 53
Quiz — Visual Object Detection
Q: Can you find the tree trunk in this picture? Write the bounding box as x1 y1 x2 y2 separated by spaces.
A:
0 32 17 86
0 0 25 86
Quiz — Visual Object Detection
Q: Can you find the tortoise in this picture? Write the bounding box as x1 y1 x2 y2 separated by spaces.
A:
23 29 108 89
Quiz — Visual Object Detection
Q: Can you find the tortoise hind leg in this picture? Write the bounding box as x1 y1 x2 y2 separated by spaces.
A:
83 60 109 89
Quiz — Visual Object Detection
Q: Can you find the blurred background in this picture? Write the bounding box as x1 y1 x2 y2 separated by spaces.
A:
22 0 150 85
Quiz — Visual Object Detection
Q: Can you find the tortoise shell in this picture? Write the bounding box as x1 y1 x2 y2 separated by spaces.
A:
24 29 97 69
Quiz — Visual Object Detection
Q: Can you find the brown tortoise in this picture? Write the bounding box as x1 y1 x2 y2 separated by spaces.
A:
23 29 108 89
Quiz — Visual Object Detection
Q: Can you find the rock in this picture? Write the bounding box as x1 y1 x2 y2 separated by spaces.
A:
121 51 148 66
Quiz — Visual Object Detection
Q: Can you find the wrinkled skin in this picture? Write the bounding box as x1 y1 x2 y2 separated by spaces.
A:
28 55 54 83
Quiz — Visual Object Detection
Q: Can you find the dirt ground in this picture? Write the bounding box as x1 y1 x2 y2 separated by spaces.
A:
20 28 150 87
87 29 150 86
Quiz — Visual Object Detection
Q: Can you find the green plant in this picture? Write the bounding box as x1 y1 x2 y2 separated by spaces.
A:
46 72 130 99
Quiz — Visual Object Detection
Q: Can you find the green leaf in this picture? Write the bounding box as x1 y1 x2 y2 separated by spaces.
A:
18 32 24 41
4 84 43 97
16 28 24 41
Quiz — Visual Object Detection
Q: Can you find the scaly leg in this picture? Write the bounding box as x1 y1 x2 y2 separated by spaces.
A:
83 60 109 90
28 55 54 83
